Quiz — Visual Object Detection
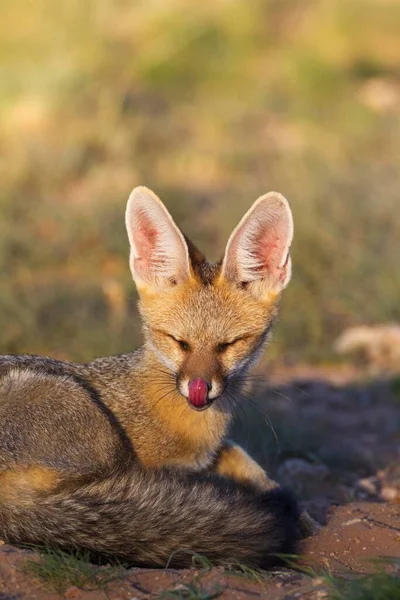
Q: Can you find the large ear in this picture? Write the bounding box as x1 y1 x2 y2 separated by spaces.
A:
125 186 191 291
221 192 293 298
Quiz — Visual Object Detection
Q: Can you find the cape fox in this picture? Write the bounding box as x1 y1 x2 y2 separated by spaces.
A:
0 187 303 568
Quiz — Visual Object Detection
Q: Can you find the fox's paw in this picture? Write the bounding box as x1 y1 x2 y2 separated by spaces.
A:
256 477 322 538
298 511 322 538
258 483 322 538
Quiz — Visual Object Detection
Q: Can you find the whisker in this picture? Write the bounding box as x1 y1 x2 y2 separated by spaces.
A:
226 387 281 453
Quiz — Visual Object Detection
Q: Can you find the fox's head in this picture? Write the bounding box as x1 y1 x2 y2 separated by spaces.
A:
126 187 293 412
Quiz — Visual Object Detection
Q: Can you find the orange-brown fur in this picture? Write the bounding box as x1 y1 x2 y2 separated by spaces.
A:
213 441 278 490
135 275 279 471
0 467 61 505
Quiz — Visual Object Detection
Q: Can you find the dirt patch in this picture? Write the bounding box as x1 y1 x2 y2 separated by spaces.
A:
303 501 400 574
0 544 312 599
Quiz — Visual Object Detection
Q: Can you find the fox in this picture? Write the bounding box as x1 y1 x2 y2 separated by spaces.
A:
0 187 313 568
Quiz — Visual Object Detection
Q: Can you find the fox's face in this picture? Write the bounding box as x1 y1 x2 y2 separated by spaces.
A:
126 187 293 411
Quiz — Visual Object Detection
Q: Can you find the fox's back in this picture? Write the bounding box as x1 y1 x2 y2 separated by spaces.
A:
0 354 133 475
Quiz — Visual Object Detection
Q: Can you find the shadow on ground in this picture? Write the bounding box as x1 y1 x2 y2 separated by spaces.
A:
231 369 400 524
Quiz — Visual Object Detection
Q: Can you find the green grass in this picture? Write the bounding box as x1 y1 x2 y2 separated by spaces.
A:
22 548 123 594
20 549 400 599
328 557 400 600
158 554 222 600
0 0 399 362
159 553 275 599
285 556 400 600
328 572 400 600
221 560 272 584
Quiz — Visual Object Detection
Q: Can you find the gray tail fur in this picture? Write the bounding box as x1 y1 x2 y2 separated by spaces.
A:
0 466 299 568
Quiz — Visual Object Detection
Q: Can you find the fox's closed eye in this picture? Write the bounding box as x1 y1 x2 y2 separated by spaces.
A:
168 335 190 351
176 339 189 351
217 339 241 353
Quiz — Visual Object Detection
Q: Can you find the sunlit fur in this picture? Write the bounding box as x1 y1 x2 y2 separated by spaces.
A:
126 186 292 429
139 256 279 404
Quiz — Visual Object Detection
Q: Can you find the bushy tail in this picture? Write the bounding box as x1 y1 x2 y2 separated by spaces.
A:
0 466 299 568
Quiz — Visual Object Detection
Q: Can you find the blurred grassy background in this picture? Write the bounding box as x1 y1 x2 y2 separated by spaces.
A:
0 0 399 363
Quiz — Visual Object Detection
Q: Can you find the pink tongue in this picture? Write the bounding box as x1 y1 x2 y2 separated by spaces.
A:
188 378 209 408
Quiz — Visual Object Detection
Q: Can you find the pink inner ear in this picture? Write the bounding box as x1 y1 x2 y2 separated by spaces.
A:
222 193 292 290
256 231 280 271
254 225 288 281
137 214 158 252
133 210 159 275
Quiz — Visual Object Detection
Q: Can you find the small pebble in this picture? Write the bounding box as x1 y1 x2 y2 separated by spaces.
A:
341 518 362 527
380 486 398 501
356 477 378 495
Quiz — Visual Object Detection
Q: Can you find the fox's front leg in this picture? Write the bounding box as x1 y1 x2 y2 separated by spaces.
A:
213 440 321 537
212 440 278 491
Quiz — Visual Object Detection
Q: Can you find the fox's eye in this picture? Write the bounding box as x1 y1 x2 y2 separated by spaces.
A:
217 342 230 353
217 340 239 353
167 334 189 351
177 340 189 351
